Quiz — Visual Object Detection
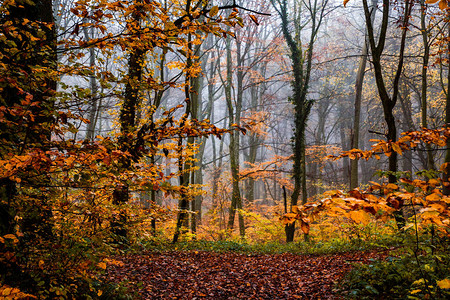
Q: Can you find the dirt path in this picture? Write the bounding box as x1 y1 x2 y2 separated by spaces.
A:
104 250 388 299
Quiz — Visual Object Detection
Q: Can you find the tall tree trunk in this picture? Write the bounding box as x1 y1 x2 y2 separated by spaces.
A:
420 0 436 171
83 21 99 141
362 0 412 229
0 0 57 239
189 40 204 234
272 0 327 242
114 0 146 240
443 19 450 196
173 30 196 242
225 35 245 237
350 0 377 189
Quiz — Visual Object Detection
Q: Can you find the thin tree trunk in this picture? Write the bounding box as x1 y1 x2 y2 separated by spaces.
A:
225 35 245 237
362 0 412 229
443 20 450 196
350 0 376 189
420 0 436 170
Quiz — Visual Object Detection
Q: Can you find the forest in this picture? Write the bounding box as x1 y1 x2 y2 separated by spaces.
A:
1 0 450 298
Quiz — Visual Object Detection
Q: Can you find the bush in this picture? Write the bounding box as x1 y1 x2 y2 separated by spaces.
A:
340 251 450 299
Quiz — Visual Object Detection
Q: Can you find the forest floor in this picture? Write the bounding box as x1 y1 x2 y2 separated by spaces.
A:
103 249 390 299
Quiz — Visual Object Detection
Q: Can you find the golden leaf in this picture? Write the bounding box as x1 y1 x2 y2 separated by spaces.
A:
300 220 310 234
285 212 298 219
97 262 107 270
209 6 219 17
428 179 440 187
348 210 371 225
425 193 441 202
386 183 398 190
249 14 259 25
39 260 44 270
391 143 402 155
3 234 18 243
437 278 450 289
2 287 12 296
430 203 446 213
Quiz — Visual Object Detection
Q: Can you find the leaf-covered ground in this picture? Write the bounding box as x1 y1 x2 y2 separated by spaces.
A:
104 250 388 299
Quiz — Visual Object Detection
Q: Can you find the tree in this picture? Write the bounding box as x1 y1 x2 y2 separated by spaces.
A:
350 0 377 189
271 0 329 242
223 33 246 237
0 0 57 239
361 0 415 228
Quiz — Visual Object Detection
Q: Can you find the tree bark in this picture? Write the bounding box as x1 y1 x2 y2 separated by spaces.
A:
420 0 436 171
225 35 245 238
0 0 57 239
350 0 377 189
443 18 450 196
362 0 413 228
272 0 327 242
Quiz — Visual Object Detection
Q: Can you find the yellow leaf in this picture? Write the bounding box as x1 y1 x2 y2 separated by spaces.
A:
410 289 422 294
97 262 107 270
349 210 371 225
209 6 219 17
437 278 450 289
391 143 402 155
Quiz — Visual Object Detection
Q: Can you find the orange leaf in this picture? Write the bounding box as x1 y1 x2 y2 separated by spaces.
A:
2 287 12 296
249 15 259 25
97 262 107 270
391 143 402 155
386 183 398 190
437 278 450 289
300 220 310 234
348 210 371 225
209 6 219 17
426 193 441 202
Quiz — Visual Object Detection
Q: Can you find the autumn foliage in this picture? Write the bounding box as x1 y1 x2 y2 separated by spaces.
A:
1 0 450 299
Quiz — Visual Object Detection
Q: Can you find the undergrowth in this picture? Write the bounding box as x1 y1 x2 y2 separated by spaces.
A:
340 231 450 299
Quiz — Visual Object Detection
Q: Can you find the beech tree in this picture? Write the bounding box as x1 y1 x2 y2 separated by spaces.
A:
271 0 329 242
0 0 57 239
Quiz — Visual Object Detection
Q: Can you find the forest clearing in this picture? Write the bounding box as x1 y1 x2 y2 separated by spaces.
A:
1 0 450 299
